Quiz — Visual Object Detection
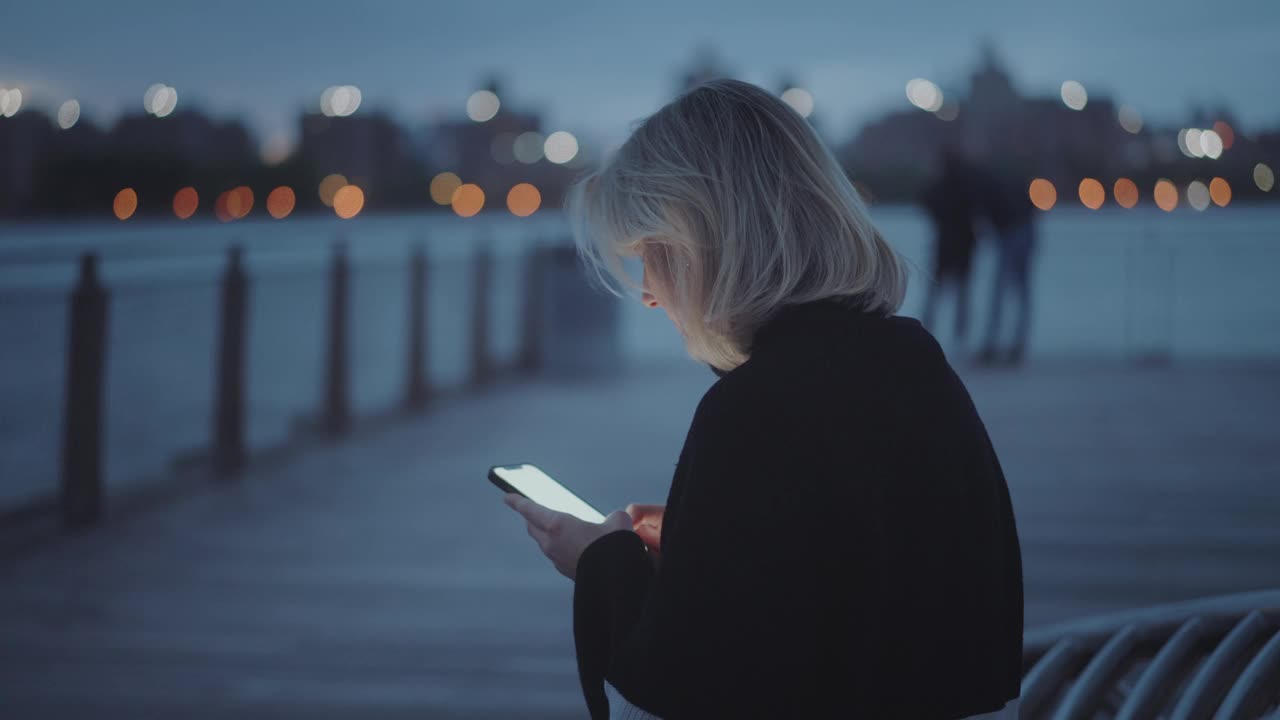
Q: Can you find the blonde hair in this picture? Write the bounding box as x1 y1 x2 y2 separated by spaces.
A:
565 78 907 371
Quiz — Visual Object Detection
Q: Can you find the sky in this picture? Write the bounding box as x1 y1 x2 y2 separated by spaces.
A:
3 0 1278 154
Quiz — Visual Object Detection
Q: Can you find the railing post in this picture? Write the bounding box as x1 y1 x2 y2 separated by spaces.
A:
60 253 108 529
212 245 249 475
323 241 350 435
404 245 430 409
469 240 494 387
518 241 545 373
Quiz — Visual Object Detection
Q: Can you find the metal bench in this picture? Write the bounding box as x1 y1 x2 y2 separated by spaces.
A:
1021 589 1280 719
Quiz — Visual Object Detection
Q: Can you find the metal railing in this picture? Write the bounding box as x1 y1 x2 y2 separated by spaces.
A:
1 237 605 532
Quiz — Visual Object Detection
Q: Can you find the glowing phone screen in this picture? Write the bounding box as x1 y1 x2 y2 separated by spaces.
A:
493 464 606 523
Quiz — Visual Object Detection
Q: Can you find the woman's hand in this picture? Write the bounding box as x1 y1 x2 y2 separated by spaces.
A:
626 503 665 552
503 494 633 580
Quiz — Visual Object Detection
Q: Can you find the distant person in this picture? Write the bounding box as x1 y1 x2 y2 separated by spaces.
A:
920 146 980 348
977 170 1037 365
503 79 1022 719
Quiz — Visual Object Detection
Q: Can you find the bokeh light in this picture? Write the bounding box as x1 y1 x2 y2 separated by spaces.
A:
143 84 161 111
267 186 296 219
1176 129 1191 157
905 79 943 112
1154 180 1179 212
1180 129 1205 158
1078 178 1105 210
513 131 544 164
1113 178 1139 209
506 183 541 217
57 99 80 129
1255 163 1275 192
934 101 959 122
1199 130 1223 159
430 172 462 205
113 188 138 220
226 186 254 219
1118 105 1143 134
466 90 500 122
544 131 579 164
451 183 485 217
156 88 177 117
1212 120 1235 150
780 87 814 118
1187 181 1210 211
336 86 362 116
0 87 23 117
172 187 199 219
144 83 177 117
260 133 292 166
333 184 364 219
1209 177 1231 207
1060 81 1087 110
320 85 362 117
215 192 232 222
1028 178 1057 211
318 173 348 207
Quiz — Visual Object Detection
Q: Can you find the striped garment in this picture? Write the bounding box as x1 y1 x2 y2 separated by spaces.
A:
603 681 1021 719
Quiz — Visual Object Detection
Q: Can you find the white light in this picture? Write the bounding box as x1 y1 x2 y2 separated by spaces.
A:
1187 180 1210 211
320 85 360 117
1118 105 1143 133
143 83 165 113
57 99 80 129
780 87 814 118
544 131 579 164
1199 129 1223 159
344 86 363 116
1255 163 1274 192
905 78 943 112
1185 129 1204 158
145 83 177 117
153 86 177 117
330 85 361 117
513 131 544 163
1060 80 1088 111
320 86 337 116
0 87 22 117
466 90 500 122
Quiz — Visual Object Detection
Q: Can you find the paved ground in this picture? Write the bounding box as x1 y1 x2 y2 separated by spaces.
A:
2 357 1279 718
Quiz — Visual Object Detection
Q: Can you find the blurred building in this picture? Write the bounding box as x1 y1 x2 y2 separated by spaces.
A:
0 112 54 214
110 110 255 169
294 110 428 210
835 48 1122 199
426 79 582 211
840 45 1277 203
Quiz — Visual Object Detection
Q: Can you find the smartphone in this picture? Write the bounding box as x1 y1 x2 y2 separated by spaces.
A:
488 463 607 523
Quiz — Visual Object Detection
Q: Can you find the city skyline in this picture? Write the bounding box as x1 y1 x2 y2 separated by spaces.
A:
3 0 1279 156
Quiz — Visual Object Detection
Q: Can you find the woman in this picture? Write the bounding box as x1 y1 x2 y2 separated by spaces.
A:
504 78 1022 719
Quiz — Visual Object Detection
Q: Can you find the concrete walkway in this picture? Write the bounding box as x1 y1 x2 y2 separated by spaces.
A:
2 357 1279 718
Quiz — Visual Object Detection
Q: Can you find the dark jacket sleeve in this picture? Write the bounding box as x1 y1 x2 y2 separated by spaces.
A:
572 382 835 718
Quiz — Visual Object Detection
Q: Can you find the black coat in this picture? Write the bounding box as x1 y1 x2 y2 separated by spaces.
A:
573 298 1023 719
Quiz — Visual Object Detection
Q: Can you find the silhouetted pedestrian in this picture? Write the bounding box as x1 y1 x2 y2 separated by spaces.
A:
920 146 979 346
977 171 1036 365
